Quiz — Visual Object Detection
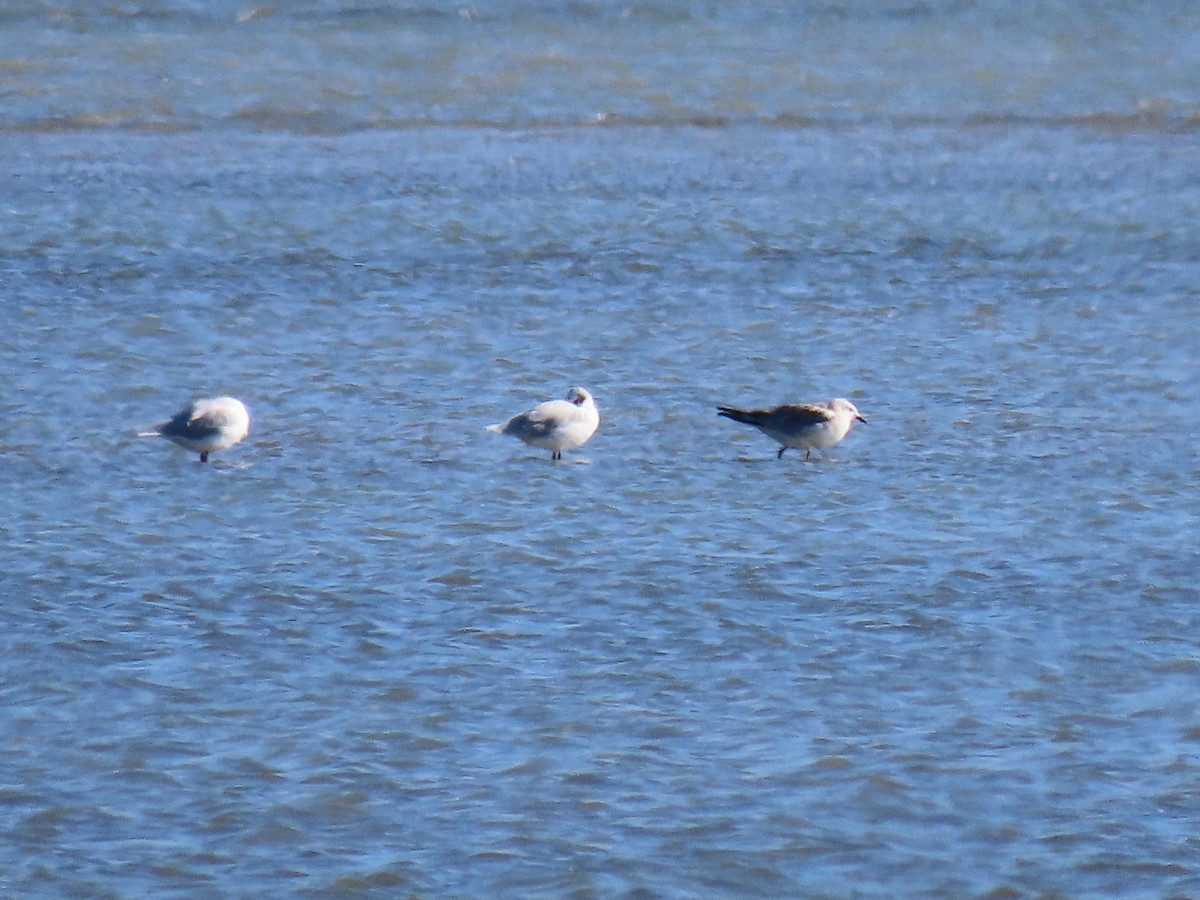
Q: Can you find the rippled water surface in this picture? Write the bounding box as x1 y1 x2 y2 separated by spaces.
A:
3 3 1200 898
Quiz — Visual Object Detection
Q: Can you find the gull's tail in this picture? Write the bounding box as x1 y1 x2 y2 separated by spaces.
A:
716 406 768 427
485 422 506 434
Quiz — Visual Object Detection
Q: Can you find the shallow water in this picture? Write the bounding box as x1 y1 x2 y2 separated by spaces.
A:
3 3 1200 898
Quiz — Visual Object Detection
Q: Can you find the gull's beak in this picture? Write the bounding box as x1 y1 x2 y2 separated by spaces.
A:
855 414 867 424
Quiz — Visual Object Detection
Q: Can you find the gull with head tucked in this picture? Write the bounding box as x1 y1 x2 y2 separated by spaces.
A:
488 386 599 460
139 396 251 463
718 397 866 460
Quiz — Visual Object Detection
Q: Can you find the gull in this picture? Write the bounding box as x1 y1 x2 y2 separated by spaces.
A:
139 396 251 463
717 398 866 460
487 386 600 460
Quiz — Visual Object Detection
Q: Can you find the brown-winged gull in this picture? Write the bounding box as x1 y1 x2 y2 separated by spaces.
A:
718 398 865 460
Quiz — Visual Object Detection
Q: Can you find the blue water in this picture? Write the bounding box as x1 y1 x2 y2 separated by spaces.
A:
2 3 1200 897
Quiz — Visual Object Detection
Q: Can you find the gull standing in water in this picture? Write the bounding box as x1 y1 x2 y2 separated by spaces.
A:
718 398 866 460
139 396 251 463
487 386 599 460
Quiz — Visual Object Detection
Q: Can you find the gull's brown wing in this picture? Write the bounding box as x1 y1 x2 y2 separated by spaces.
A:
762 403 834 431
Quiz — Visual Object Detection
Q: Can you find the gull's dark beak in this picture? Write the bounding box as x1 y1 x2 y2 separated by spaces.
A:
856 414 867 424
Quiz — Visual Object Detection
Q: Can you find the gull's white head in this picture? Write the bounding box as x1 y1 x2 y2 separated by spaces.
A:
829 398 866 425
567 386 593 407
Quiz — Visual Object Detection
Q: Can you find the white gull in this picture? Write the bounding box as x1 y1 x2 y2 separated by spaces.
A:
139 396 251 463
487 386 599 460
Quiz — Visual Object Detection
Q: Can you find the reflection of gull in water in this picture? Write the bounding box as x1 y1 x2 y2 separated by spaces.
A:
717 398 866 460
487 386 600 460
139 396 251 463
